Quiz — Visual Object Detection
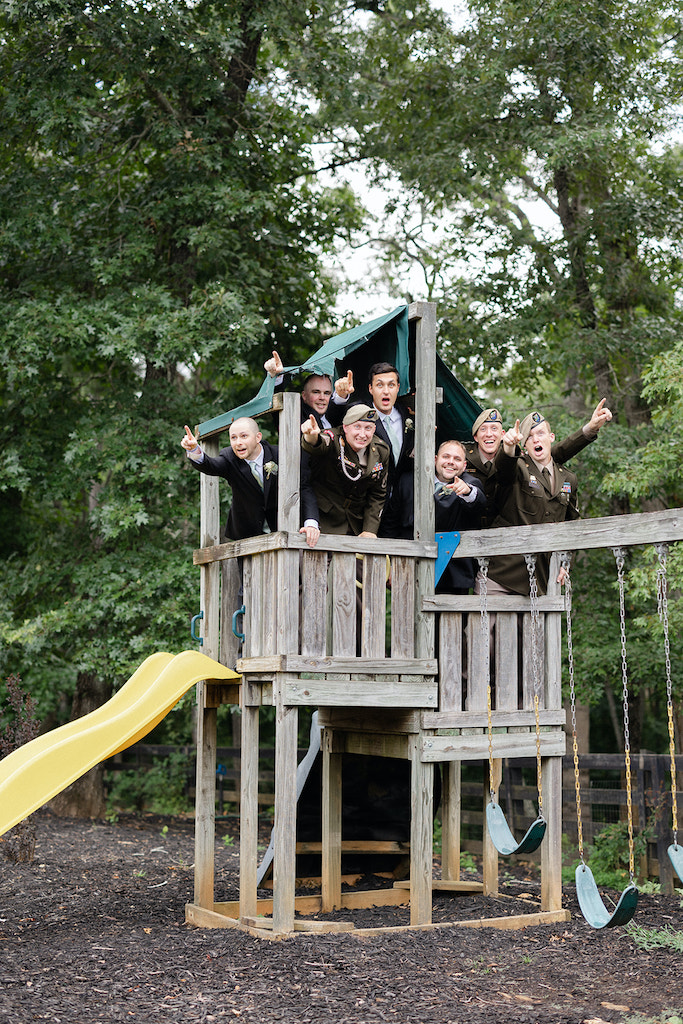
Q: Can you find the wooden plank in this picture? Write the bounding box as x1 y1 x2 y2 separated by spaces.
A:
241 917 354 934
321 730 342 913
438 612 462 712
282 678 438 708
494 612 519 711
450 508 683 559
272 698 298 935
239 706 259 920
421 710 566 730
522 613 545 710
332 554 357 656
317 708 421 733
361 554 387 658
300 840 410 854
301 550 327 656
391 556 415 658
423 595 565 612
292 655 439 674
410 733 434 926
219 557 242 671
261 550 277 656
194 532 437 565
441 761 461 881
277 392 301 532
277 551 300 656
466 612 487 713
333 732 410 760
541 757 563 912
420 730 566 762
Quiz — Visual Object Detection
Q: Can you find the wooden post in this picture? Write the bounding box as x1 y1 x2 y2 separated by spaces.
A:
542 557 564 912
194 436 221 909
321 728 342 911
410 735 434 925
409 302 436 925
441 762 461 881
239 704 259 919
272 391 301 934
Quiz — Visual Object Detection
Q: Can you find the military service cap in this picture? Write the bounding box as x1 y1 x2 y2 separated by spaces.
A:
471 408 502 437
343 404 378 426
520 411 548 446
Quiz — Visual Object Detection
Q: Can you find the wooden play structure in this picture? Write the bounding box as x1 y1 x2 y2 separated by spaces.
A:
184 302 683 937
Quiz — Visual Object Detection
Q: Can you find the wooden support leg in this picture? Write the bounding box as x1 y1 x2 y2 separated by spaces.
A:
321 729 342 912
239 705 259 921
441 762 461 881
194 693 217 909
541 755 563 912
483 758 501 896
410 737 433 926
273 700 298 935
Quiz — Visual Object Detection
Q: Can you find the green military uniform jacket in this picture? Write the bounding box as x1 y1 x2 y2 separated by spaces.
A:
466 425 596 529
487 446 579 596
302 428 390 536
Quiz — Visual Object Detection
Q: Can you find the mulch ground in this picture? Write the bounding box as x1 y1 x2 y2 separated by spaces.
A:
0 812 682 1024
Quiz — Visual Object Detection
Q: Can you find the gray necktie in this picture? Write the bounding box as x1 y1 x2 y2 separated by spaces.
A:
248 461 263 489
382 415 401 464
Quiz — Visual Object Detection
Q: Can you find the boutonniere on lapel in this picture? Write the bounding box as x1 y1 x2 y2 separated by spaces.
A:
264 461 278 479
404 418 414 431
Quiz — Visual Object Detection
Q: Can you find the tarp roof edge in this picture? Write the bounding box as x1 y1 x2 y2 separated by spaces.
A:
196 305 409 438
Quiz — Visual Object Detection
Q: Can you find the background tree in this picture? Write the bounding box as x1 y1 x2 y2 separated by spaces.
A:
0 0 365 813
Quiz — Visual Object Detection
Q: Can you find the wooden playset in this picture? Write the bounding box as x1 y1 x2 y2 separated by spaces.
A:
183 302 683 937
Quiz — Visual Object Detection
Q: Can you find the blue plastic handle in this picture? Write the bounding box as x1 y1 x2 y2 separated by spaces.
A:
190 610 204 646
232 604 246 642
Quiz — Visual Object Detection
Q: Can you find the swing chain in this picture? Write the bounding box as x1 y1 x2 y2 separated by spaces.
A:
655 542 678 845
524 553 543 818
560 552 585 863
478 557 496 801
613 546 636 882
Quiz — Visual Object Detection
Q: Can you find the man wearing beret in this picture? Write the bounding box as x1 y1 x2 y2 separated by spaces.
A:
485 412 581 596
467 399 612 526
300 405 390 537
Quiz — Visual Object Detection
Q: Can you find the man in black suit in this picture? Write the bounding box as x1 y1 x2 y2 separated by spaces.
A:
263 350 347 428
181 418 320 545
383 439 485 593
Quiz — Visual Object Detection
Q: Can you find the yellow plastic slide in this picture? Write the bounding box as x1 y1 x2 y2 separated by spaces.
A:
0 650 240 838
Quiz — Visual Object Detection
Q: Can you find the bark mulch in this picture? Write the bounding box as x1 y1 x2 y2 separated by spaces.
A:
0 811 682 1024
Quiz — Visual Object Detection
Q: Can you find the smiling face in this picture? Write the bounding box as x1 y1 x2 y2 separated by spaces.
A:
474 419 505 458
368 371 399 415
302 375 333 416
342 419 376 452
435 441 467 483
525 422 555 466
228 417 263 461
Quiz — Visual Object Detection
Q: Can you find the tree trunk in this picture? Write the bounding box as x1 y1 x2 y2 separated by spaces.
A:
48 670 112 819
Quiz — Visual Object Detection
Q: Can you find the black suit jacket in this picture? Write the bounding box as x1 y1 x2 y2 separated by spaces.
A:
383 470 486 592
190 439 318 541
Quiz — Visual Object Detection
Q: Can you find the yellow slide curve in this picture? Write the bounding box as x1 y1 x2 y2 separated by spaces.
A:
0 650 240 838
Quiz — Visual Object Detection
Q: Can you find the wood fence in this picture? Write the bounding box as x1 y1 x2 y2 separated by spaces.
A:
104 745 683 888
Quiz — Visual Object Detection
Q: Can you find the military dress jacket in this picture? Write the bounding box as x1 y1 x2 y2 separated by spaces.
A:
466 425 596 529
190 439 319 541
487 446 579 596
301 428 390 536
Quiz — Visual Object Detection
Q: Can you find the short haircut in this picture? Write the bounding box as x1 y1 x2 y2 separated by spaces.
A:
368 361 400 385
229 416 260 435
302 373 332 391
436 439 466 458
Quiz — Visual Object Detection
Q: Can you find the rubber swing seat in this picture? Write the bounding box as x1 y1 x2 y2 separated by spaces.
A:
575 863 638 929
485 801 546 856
668 842 683 883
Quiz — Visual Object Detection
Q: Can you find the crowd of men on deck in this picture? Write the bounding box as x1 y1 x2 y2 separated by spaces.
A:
181 355 612 598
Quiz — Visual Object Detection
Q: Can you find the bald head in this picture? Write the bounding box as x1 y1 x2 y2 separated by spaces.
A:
229 417 263 461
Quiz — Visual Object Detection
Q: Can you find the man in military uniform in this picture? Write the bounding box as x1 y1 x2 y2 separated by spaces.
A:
486 412 580 596
467 399 612 526
300 404 390 537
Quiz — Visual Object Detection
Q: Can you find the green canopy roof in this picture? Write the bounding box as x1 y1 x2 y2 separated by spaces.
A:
197 304 482 442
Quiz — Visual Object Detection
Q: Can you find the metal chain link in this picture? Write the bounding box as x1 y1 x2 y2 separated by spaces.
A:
560 552 584 863
655 543 678 846
478 558 495 801
613 547 635 881
524 554 543 818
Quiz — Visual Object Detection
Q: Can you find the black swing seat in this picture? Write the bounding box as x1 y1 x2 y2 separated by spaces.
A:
668 842 683 883
575 863 638 929
485 801 547 856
